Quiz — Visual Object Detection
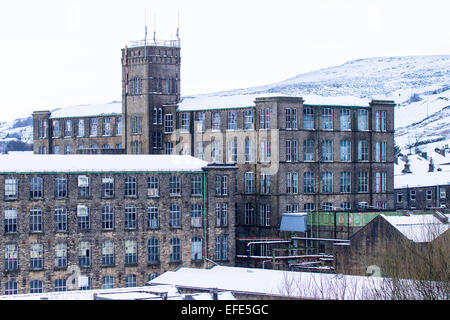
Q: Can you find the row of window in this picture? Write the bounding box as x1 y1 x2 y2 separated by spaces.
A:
128 77 177 96
3 174 214 200
3 202 229 233
38 117 122 139
396 188 447 202
39 143 124 155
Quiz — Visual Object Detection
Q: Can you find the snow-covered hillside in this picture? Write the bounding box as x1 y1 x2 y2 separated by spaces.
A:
1 55 449 152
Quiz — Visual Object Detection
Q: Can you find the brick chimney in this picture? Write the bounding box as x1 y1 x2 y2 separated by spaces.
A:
428 158 434 172
402 159 412 174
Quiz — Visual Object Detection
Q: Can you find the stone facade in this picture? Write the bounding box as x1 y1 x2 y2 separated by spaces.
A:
394 184 449 210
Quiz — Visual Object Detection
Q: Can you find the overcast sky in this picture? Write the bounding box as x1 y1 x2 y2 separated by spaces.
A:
0 0 449 122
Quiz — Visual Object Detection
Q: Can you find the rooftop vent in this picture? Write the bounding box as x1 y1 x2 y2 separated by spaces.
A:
433 210 448 224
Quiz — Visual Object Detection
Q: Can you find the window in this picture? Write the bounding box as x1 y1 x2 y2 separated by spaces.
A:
321 108 333 130
358 140 369 161
212 111 221 130
440 188 446 199
211 139 222 163
303 140 314 161
125 274 137 288
410 190 416 201
245 203 255 225
260 173 271 194
227 111 237 130
358 172 369 193
259 204 271 227
286 172 298 194
375 111 387 132
30 177 43 199
147 206 159 229
125 240 137 265
375 172 387 193
191 175 202 195
153 108 163 125
244 138 255 163
215 203 228 227
78 276 91 290
5 280 18 295
286 204 299 214
164 114 173 133
90 118 98 136
303 172 315 193
131 116 142 135
38 146 47 154
116 117 122 136
38 119 47 139
340 172 351 193
148 238 159 263
169 176 181 196
260 140 271 162
147 176 159 197
322 203 333 211
304 203 315 211
191 204 202 227
78 241 90 267
101 177 114 198
54 177 67 198
55 243 67 268
165 142 173 155
191 237 203 261
303 107 314 129
169 204 181 227
5 243 18 271
52 119 60 138
215 175 228 196
30 243 43 270
64 145 72 154
244 172 255 194
357 109 368 131
215 235 228 260
170 238 181 262
195 141 205 160
227 138 238 163
375 141 386 162
124 206 137 229
30 280 43 294
340 109 351 130
64 119 72 137
321 172 333 193
244 109 254 130
5 178 18 199
341 202 351 210
30 207 43 232
124 176 137 197
181 112 190 131
340 140 351 161
259 108 270 129
101 240 114 266
54 279 67 292
77 119 85 137
4 208 17 233
194 112 205 132
152 132 163 150
101 205 114 230
77 204 90 230
285 108 297 129
102 276 114 289
54 207 67 232
77 175 90 197
53 145 60 154
103 117 111 136
321 140 333 161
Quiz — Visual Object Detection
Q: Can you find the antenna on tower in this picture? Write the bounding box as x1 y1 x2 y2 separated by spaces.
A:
144 9 148 58
153 13 157 45
176 10 180 41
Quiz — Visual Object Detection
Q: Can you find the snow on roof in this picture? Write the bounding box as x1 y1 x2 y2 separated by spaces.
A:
49 101 122 119
149 266 391 300
0 154 208 173
380 214 450 243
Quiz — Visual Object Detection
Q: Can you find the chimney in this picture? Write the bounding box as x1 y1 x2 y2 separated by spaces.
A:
421 151 427 160
428 158 435 172
402 159 412 174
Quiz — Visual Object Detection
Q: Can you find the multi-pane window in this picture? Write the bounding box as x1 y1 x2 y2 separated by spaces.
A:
53 145 60 154
116 117 122 136
244 109 254 130
227 138 238 163
244 172 255 194
191 175 202 195
321 140 333 161
259 108 270 129
77 119 85 137
54 207 67 232
340 172 351 193
101 205 114 230
227 111 238 130
303 172 315 193
303 107 314 129
125 240 137 265
375 172 387 193
153 108 163 125
169 204 181 227
358 140 369 161
30 280 43 294
181 112 190 131
304 203 315 211
101 240 114 266
321 108 333 130
285 140 298 162
286 204 299 214
426 190 433 201
169 176 181 195
77 205 90 230
30 207 43 232
55 243 67 268
340 109 351 130
212 111 221 130
259 204 271 227
101 177 114 198
195 112 205 132
131 116 142 134
38 119 47 139
375 111 387 132
260 140 271 162
341 202 351 210
64 119 72 137
211 140 222 163
260 173 271 194
30 243 43 270
102 276 114 289
148 238 159 263
410 190 416 201
375 141 386 162
4 178 18 200
358 172 369 193
340 140 351 161
321 172 333 193
124 206 137 229
396 192 403 203
215 203 228 227
357 109 369 131
322 203 333 211
30 177 43 199
103 117 111 136
38 146 47 154
164 114 173 133
170 238 181 262
152 132 163 150
303 140 314 161
147 206 159 229
4 208 17 233
215 175 228 196
5 280 18 295
5 243 18 271
54 279 67 292
147 176 159 197
191 204 202 227
191 237 203 261
52 119 60 138
215 235 228 261
90 118 98 136
195 141 205 160
54 177 67 198
124 176 137 197
64 145 72 154
125 274 137 288
78 175 90 197
165 142 173 155
244 138 255 163
285 108 297 129
78 241 90 267
286 172 298 194
244 203 255 225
